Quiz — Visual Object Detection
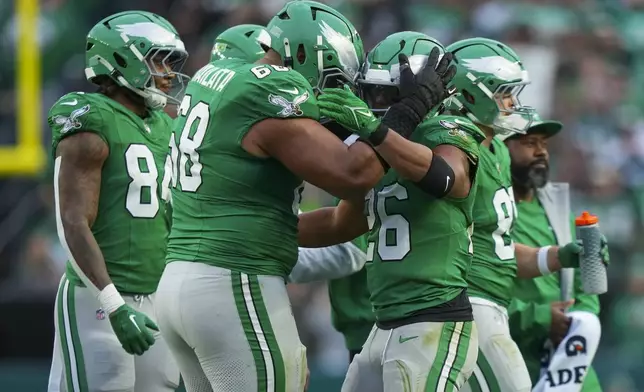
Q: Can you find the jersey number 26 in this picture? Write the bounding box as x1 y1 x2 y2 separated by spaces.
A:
365 184 411 262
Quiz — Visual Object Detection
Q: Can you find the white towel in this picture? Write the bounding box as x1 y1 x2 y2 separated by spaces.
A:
533 311 601 392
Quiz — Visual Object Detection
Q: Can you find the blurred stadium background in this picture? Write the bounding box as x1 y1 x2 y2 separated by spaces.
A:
1 0 644 390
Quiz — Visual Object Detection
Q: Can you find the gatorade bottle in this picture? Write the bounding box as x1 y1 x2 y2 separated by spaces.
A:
575 211 608 295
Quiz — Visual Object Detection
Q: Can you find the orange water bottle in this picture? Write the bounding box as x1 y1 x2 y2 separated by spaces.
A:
575 211 608 295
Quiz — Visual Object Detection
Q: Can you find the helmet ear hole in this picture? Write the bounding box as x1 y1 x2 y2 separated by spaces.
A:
297 44 306 65
113 53 128 68
463 90 475 105
311 7 318 20
398 40 406 51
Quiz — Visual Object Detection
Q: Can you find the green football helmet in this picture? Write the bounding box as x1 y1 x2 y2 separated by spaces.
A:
211 24 271 63
357 31 445 115
266 0 364 93
445 37 535 135
84 11 189 110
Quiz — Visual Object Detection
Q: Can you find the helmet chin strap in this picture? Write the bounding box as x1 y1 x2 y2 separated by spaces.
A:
493 111 531 135
142 88 168 110
116 75 167 110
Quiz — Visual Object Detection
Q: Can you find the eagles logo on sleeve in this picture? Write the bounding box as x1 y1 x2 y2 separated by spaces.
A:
52 104 91 134
439 119 470 140
439 119 458 129
268 91 310 117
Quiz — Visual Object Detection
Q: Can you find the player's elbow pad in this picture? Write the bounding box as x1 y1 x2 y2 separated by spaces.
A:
414 153 455 198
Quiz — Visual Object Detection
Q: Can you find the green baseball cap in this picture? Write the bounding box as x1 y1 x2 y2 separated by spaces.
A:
526 112 562 138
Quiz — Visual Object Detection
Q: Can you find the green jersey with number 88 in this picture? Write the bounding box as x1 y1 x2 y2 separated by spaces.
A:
366 115 483 322
49 92 174 294
165 58 320 278
467 136 517 308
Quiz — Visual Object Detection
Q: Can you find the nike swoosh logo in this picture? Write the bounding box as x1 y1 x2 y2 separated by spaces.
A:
355 109 373 118
278 87 299 95
129 314 142 333
347 107 374 126
447 87 457 95
398 335 418 344
60 99 78 106
444 175 451 192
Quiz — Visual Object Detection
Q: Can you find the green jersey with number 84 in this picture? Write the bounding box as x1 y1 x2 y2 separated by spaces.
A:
49 92 174 294
467 136 517 307
366 115 483 322
166 58 320 277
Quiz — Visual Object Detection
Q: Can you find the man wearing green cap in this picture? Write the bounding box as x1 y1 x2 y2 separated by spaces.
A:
505 113 604 392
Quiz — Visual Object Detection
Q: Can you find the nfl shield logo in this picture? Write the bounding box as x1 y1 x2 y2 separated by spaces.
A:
96 308 106 320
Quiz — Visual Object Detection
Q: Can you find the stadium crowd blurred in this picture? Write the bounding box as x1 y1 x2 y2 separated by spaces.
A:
1 0 644 389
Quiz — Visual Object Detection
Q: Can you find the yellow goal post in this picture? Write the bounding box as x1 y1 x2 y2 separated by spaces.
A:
0 0 45 176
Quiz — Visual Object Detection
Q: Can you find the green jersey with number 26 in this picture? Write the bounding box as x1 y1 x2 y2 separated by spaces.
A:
49 92 173 294
366 115 483 323
467 136 517 308
165 58 320 278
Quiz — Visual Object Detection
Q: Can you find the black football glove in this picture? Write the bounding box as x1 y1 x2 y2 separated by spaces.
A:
381 47 456 138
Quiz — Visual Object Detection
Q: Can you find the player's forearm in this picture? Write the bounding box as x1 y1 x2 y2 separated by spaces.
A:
515 243 561 278
58 219 111 293
298 207 334 247
336 141 384 197
58 205 126 315
374 130 433 181
302 141 382 201
298 200 368 247
55 136 111 295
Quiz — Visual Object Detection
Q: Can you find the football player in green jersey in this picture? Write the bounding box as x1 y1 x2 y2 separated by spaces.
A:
505 114 606 392
211 24 272 63
327 31 450 365
210 24 370 288
154 0 459 390
48 11 187 392
442 38 590 392
326 31 483 392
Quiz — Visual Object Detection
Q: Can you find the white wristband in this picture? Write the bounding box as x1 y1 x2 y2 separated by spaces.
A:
537 246 552 276
343 133 360 146
97 283 126 314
